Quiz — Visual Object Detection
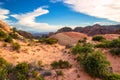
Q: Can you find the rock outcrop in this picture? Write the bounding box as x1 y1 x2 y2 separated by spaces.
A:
0 20 11 32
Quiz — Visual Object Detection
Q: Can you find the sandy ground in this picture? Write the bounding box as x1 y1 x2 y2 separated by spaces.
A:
102 49 120 74
0 41 93 80
0 34 119 80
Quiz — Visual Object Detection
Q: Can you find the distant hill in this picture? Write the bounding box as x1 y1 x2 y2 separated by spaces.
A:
57 27 73 33
17 30 33 39
57 24 120 36
50 32 89 45
115 29 120 34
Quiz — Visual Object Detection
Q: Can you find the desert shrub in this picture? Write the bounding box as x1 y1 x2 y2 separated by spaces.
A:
0 67 8 80
65 44 73 49
56 70 63 76
12 27 17 33
103 73 120 80
32 70 39 78
15 62 29 75
51 60 71 69
95 43 107 48
82 51 110 78
110 48 120 56
4 36 13 43
36 76 44 80
92 35 105 42
72 43 93 55
0 57 12 69
9 32 18 39
0 29 7 39
0 57 13 80
12 42 21 51
14 62 29 80
39 38 58 44
78 37 87 43
95 39 120 48
17 72 27 80
0 58 45 80
109 39 120 48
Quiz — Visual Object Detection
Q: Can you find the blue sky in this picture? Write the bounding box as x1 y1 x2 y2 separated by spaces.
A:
0 0 120 32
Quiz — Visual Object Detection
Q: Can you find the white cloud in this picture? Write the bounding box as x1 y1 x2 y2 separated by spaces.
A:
0 8 10 20
63 0 120 22
11 7 61 32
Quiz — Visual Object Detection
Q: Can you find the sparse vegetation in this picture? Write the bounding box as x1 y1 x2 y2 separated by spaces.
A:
1 20 120 80
4 36 13 43
95 38 120 48
15 62 29 75
92 35 105 42
0 57 13 80
103 73 120 80
82 51 110 78
12 42 21 51
9 32 18 39
95 38 120 57
110 48 120 56
0 57 46 80
72 43 93 55
0 29 7 39
12 27 17 33
51 60 71 69
39 38 58 45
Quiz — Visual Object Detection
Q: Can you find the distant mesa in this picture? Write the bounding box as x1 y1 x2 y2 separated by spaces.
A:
57 24 120 36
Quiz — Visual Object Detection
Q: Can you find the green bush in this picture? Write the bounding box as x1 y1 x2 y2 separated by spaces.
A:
15 62 29 75
4 36 13 43
39 38 58 45
36 76 44 80
51 60 71 69
92 36 105 42
0 57 46 80
109 39 120 48
12 42 21 51
0 57 13 80
0 67 8 80
0 29 7 39
95 39 120 48
103 73 120 80
95 43 107 48
9 32 18 39
17 72 27 80
72 43 93 55
82 51 110 78
32 70 39 78
110 48 120 56
12 27 17 33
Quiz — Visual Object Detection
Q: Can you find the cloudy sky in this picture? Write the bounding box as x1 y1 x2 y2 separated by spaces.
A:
0 0 120 32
